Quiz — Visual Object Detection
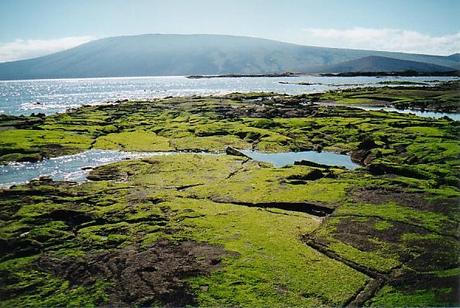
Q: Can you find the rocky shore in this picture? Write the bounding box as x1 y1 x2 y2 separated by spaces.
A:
1 85 459 306
307 80 460 113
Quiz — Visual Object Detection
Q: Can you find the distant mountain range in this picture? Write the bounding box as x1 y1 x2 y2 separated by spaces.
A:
0 34 458 80
316 55 455 73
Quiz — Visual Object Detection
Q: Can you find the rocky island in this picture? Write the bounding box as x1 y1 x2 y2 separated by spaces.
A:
186 72 301 79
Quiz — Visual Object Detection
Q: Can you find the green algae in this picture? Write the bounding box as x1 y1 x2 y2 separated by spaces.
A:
0 129 92 163
0 256 110 307
93 130 173 151
313 80 460 112
0 157 369 306
164 198 368 306
370 285 456 307
0 87 459 306
373 220 393 231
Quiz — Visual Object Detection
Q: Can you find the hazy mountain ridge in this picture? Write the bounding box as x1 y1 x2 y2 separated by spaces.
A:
446 53 460 62
0 34 458 80
316 56 456 73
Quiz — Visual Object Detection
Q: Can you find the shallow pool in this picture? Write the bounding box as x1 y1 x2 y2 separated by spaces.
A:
357 106 460 121
0 150 174 188
0 148 359 188
240 150 359 169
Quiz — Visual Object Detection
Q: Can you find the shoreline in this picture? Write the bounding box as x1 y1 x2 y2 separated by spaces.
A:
186 72 303 79
1 81 459 307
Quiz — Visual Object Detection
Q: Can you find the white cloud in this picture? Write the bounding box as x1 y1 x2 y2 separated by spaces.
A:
301 27 460 55
0 36 94 62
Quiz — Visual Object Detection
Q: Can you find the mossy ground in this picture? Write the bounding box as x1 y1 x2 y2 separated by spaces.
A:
0 87 459 306
0 156 369 307
308 80 460 112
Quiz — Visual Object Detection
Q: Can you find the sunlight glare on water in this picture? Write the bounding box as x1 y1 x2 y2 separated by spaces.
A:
1 75 457 116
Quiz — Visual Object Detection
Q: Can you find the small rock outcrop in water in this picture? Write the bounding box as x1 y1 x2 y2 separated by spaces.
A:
225 147 249 158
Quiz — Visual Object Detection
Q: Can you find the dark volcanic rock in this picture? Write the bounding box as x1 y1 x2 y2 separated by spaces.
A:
36 239 231 307
351 137 378 165
225 146 249 158
287 169 324 181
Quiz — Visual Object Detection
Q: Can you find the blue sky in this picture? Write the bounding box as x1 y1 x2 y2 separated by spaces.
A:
0 0 459 61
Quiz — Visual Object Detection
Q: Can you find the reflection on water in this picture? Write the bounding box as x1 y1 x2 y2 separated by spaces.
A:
356 106 460 121
0 149 359 188
0 150 171 188
240 150 359 169
0 76 457 116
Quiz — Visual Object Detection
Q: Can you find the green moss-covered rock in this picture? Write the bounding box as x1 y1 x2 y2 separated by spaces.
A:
1 86 459 306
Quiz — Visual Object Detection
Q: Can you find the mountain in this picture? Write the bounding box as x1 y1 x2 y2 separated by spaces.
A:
315 56 455 73
446 53 460 62
0 34 458 80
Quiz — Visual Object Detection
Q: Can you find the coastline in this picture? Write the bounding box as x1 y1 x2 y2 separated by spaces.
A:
1 82 459 306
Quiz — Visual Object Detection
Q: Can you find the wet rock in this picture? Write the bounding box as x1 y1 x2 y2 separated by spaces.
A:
225 146 249 158
0 238 43 261
38 176 53 183
87 165 128 181
39 209 94 228
351 137 378 165
357 138 377 150
16 153 43 163
363 153 377 165
294 160 331 169
305 169 325 180
366 163 387 175
368 162 432 180
287 169 324 181
312 144 323 152
351 149 370 165
36 239 232 306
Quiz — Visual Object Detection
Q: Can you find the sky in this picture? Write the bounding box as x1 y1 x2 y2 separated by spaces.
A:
0 0 459 62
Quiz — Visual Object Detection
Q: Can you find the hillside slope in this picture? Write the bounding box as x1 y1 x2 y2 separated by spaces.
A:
0 34 458 79
315 55 456 73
